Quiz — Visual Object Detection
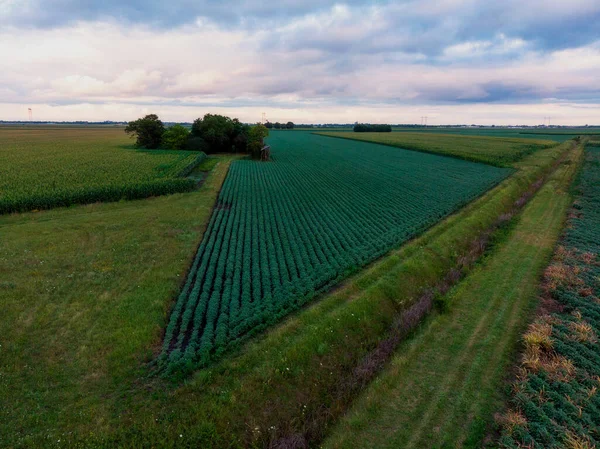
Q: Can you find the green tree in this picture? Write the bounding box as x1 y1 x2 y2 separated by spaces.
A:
191 114 234 153
274 122 282 129
285 121 294 129
247 123 269 159
162 124 190 150
124 114 165 149
231 118 250 152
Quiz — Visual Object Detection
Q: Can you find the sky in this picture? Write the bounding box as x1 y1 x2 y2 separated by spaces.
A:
1 0 599 125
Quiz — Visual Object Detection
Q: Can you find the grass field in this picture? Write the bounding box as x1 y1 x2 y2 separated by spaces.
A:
316 131 558 166
162 131 510 370
323 140 583 449
0 126 204 214
499 143 600 448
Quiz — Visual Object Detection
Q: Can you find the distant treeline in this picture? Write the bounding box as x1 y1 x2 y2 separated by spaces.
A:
265 121 294 129
353 123 392 132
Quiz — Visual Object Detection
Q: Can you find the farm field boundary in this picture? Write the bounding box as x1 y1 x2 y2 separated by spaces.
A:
322 140 583 449
315 130 558 166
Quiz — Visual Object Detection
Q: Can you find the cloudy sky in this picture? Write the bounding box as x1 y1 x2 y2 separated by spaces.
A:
1 0 599 124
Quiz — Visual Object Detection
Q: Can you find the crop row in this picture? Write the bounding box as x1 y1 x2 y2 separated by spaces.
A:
160 131 511 371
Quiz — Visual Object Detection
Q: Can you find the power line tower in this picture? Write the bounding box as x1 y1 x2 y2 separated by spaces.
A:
28 108 33 121
261 112 266 124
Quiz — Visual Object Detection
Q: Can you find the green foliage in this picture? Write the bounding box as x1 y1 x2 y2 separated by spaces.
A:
318 131 558 166
184 135 209 152
162 124 190 150
0 127 204 214
286 121 295 129
160 131 510 371
191 114 249 153
247 123 269 159
231 118 250 152
500 146 600 448
125 114 165 149
353 123 392 132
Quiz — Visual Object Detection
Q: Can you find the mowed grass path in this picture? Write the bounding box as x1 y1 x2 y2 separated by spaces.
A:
316 131 557 166
323 145 582 449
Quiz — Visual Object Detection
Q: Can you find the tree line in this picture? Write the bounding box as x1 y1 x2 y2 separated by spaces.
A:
125 114 269 159
265 121 294 129
353 123 392 132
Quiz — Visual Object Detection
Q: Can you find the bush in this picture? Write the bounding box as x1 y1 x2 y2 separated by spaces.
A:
162 124 190 150
125 114 165 148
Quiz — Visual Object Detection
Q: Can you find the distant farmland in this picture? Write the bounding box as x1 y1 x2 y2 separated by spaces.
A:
161 131 511 370
0 126 203 214
316 131 558 166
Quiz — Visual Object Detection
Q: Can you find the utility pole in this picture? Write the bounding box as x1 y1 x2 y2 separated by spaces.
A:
28 108 32 121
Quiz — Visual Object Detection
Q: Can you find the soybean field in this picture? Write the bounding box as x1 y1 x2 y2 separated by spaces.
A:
161 131 511 370
0 126 204 214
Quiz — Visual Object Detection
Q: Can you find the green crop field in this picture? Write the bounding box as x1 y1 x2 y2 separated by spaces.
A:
0 126 204 214
316 131 558 166
390 127 600 142
500 143 600 448
160 131 511 370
